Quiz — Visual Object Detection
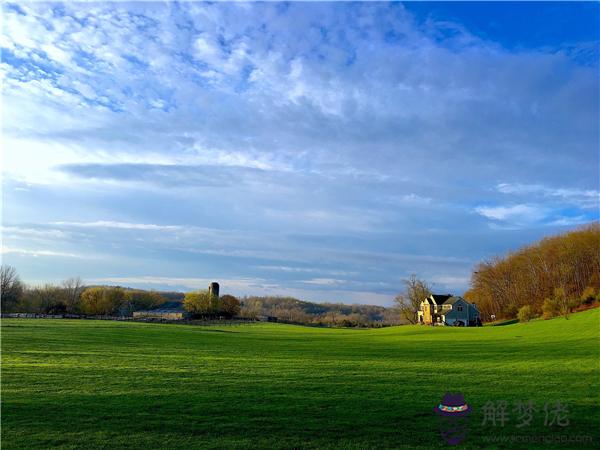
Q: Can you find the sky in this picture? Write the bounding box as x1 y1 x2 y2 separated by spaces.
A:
2 1 599 306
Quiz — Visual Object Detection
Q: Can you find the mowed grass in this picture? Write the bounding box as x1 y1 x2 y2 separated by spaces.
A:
2 309 599 449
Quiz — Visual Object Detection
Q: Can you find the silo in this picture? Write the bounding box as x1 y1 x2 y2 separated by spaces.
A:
208 282 220 298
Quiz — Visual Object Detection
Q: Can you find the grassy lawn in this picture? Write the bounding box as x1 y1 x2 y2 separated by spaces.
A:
2 309 599 449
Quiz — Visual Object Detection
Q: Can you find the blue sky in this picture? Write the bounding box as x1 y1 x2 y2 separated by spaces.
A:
2 2 598 306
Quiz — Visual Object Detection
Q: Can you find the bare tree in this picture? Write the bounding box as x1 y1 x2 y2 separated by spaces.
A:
62 277 84 313
240 297 261 319
394 274 432 324
1 265 24 312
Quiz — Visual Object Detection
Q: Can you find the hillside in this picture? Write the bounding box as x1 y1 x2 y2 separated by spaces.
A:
2 309 598 449
466 223 600 320
238 295 401 326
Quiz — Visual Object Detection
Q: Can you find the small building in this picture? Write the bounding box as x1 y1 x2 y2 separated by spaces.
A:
133 308 187 320
258 315 278 322
417 294 481 326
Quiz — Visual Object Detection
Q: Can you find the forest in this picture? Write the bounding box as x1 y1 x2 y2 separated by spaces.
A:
465 223 600 321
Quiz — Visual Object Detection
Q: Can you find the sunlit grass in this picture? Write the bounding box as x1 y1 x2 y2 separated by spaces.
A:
2 309 599 448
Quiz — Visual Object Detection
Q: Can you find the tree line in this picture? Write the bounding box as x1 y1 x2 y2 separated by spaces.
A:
0 267 393 325
0 267 237 319
0 269 167 315
464 223 600 321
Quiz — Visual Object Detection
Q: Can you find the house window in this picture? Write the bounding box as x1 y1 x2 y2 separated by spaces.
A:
457 305 463 312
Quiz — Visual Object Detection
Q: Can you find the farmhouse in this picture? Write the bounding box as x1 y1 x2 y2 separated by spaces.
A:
417 294 481 326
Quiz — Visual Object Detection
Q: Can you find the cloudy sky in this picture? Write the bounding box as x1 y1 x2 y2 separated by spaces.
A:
2 1 598 306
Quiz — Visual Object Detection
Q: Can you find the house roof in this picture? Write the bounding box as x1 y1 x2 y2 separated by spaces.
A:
159 301 183 309
139 308 185 314
444 296 465 305
431 294 453 304
439 297 481 315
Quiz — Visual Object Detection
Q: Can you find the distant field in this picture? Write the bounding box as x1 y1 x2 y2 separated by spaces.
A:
2 309 599 449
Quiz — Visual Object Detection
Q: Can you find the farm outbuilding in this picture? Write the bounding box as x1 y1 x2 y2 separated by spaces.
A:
133 308 187 320
258 315 278 322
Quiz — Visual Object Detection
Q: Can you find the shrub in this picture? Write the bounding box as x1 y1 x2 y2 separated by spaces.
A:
542 297 558 319
580 287 597 305
517 305 534 322
542 287 579 320
502 303 520 319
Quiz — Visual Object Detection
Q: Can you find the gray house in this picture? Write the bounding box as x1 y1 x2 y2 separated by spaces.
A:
417 294 481 326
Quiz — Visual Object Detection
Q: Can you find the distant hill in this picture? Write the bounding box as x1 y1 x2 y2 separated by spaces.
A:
238 295 402 326
153 292 403 327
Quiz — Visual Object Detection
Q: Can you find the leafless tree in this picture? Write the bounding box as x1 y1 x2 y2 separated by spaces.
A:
394 274 432 324
62 277 84 313
1 265 24 312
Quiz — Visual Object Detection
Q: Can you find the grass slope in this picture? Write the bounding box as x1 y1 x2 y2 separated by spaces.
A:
2 309 599 449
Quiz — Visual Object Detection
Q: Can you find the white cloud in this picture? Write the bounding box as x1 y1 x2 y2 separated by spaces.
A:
41 43 72 66
475 204 547 223
257 266 354 276
194 35 222 65
546 216 591 227
497 183 599 209
257 265 318 273
384 193 433 206
302 278 346 286
1 226 67 239
52 221 182 231
1 247 81 258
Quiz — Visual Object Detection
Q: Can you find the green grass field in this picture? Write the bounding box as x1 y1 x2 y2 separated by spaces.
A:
2 309 599 449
